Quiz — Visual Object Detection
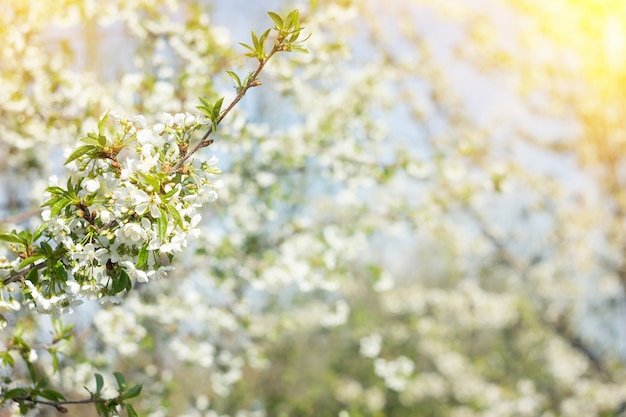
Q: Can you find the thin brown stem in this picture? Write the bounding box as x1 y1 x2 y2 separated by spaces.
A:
8 393 120 414
170 44 281 173
21 396 110 406
3 261 46 286
0 209 43 225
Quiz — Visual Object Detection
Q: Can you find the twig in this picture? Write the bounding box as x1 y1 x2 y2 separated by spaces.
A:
9 394 119 414
0 209 42 225
170 44 281 173
3 262 46 286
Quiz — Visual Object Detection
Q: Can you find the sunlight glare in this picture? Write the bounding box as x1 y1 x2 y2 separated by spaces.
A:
605 15 626 69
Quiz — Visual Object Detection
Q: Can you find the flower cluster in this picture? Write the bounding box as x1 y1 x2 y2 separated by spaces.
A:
21 111 222 314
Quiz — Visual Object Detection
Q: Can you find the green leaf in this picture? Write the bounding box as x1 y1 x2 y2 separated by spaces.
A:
291 45 309 54
1 351 15 367
251 30 260 50
39 389 66 402
51 352 59 373
95 373 104 394
123 384 142 400
124 271 132 292
165 204 183 227
34 378 48 390
196 97 213 118
259 28 271 47
198 96 212 109
26 267 39 285
54 261 68 282
80 135 101 146
212 97 224 120
33 223 47 242
50 198 71 217
126 404 139 417
239 40 258 58
289 27 304 42
44 186 67 196
286 9 300 29
41 196 61 208
95 401 107 416
242 71 254 86
267 11 283 29
0 232 24 244
64 145 97 165
113 372 126 392
136 172 160 192
3 387 28 400
195 105 212 117
40 241 53 256
98 110 110 134
26 361 37 382
158 211 167 240
112 269 131 294
137 245 148 269
53 320 73 340
163 186 179 199
18 254 45 269
226 71 241 87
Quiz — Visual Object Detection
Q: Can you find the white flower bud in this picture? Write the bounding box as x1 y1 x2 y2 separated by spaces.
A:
84 179 101 193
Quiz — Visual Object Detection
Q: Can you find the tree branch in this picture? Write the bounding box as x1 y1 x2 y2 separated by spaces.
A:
9 393 119 414
0 209 43 225
170 44 281 173
2 261 46 286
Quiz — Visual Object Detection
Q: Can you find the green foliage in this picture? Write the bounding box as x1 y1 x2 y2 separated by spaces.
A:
238 9 309 60
196 96 224 131
82 372 143 417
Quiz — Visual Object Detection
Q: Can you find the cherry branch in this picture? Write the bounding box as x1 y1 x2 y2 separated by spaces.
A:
3 261 46 286
0 209 43 225
8 393 123 414
0 46 282 288
170 45 280 173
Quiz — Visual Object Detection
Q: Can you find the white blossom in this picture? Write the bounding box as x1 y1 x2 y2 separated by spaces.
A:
359 333 382 358
83 178 101 193
121 261 149 283
118 222 148 245
0 298 20 313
